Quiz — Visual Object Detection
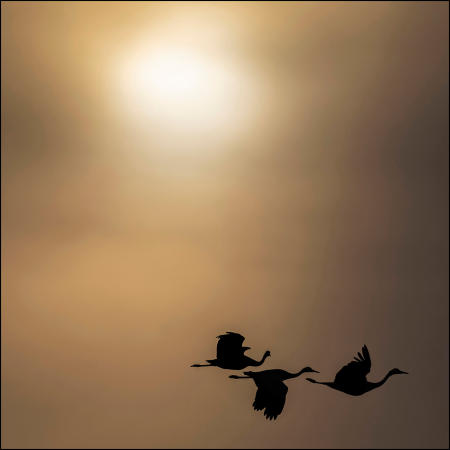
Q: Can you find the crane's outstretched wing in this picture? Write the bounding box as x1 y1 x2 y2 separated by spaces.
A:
216 332 245 360
253 381 288 421
252 387 266 411
334 345 371 385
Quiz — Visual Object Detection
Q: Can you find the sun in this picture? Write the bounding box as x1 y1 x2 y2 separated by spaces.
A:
134 48 210 101
119 43 243 135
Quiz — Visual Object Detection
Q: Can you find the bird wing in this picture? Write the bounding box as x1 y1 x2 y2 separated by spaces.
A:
257 381 288 421
216 332 245 360
334 345 372 385
252 388 266 411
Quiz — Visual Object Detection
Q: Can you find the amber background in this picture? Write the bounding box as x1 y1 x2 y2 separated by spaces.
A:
2 2 448 448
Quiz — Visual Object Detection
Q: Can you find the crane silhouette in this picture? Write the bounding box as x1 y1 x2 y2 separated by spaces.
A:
229 367 319 420
191 332 271 370
306 345 408 396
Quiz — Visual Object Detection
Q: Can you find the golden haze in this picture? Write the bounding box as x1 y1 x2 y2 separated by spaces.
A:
2 2 449 448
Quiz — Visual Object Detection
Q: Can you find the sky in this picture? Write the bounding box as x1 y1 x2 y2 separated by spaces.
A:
1 1 449 448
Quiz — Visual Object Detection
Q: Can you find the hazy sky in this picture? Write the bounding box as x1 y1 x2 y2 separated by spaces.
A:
2 2 449 448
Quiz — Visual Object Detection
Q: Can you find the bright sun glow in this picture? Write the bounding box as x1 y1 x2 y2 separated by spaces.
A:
119 39 253 141
136 49 211 101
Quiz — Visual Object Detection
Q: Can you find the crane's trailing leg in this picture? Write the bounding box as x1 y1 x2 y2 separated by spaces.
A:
305 378 329 384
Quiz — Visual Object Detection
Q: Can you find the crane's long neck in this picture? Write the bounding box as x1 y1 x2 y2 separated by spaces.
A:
284 368 311 379
253 353 269 367
284 372 301 380
367 371 393 391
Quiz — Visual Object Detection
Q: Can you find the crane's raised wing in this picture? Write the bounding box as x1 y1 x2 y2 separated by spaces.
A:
216 332 246 360
334 345 371 385
253 381 288 421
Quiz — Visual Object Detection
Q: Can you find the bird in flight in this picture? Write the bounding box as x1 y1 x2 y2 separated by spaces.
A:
229 367 319 420
306 345 408 396
191 331 271 370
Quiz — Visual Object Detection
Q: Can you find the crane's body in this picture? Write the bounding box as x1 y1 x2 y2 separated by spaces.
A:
306 345 408 396
191 332 271 370
230 366 319 420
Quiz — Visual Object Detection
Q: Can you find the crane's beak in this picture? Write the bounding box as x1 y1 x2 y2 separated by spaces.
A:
398 370 408 374
310 369 320 373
